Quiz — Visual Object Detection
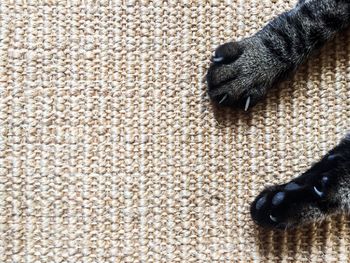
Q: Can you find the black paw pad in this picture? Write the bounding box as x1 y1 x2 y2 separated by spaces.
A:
255 194 267 210
321 154 342 170
272 192 285 206
327 154 338 161
284 182 301 191
212 42 243 64
250 138 347 229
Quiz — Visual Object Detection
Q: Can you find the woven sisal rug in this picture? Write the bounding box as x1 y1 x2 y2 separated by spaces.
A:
1 0 350 262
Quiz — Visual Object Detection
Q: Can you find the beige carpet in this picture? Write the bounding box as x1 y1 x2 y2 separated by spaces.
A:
1 0 350 262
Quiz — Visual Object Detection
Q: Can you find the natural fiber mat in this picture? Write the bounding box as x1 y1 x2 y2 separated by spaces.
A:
1 0 350 262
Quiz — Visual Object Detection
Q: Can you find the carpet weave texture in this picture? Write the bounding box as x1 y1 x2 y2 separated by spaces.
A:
1 0 350 262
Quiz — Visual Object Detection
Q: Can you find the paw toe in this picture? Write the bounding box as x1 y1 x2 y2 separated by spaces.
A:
251 190 285 228
327 154 341 162
212 42 243 64
255 195 267 210
272 192 285 206
251 183 306 228
284 182 302 191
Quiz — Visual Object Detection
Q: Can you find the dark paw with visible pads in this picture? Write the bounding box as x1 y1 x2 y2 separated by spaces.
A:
251 151 347 229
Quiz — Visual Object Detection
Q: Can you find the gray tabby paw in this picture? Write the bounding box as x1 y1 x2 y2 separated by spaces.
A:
206 37 289 110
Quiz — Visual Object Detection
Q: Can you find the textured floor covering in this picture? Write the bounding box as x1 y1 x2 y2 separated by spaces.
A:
1 0 350 262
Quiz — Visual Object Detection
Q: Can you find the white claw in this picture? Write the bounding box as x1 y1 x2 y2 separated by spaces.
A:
213 56 224 62
313 186 323 197
219 94 228 104
269 215 278 223
244 96 251 111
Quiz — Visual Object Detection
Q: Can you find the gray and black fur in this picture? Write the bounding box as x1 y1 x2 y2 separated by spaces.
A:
206 0 350 229
251 135 350 229
207 0 350 108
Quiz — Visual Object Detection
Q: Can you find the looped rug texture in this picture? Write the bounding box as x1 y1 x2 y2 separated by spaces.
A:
1 0 350 262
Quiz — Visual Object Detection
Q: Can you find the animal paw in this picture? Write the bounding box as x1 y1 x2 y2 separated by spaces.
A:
207 36 293 109
251 151 347 229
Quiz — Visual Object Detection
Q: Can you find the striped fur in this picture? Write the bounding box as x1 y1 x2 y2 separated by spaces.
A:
207 0 350 228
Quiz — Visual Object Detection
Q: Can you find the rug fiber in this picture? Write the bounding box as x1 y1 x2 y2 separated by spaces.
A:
1 0 350 262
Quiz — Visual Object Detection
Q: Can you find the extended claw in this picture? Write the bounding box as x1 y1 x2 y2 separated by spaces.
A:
244 96 251 111
269 215 278 223
213 56 224 63
219 94 228 104
313 186 323 197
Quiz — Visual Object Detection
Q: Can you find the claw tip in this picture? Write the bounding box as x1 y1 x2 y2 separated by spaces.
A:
269 215 278 223
313 186 323 197
218 94 228 104
213 56 224 63
244 96 251 111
